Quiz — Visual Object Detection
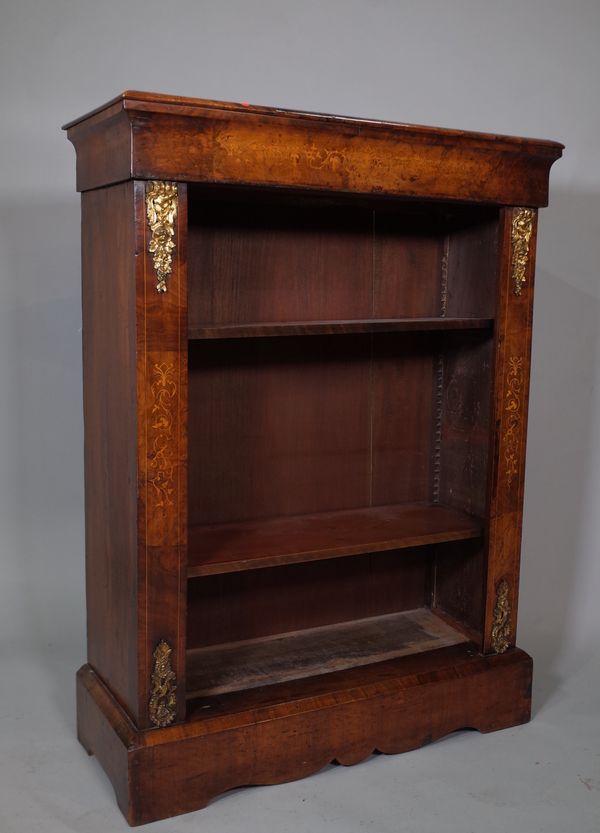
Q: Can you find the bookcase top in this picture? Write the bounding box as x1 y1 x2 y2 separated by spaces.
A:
64 90 563 203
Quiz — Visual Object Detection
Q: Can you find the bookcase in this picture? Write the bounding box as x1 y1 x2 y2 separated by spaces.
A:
64 91 562 825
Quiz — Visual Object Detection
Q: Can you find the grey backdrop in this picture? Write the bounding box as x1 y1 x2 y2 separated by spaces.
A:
1 2 599 831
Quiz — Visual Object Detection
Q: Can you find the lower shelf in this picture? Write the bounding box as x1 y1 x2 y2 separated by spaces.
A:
186 608 468 698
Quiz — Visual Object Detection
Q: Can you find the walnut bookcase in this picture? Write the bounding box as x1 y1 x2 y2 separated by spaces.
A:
64 92 562 826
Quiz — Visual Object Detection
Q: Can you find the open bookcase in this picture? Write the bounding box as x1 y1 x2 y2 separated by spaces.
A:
65 92 562 825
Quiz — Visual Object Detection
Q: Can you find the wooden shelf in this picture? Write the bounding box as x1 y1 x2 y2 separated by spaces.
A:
187 502 483 578
186 608 469 698
188 317 494 340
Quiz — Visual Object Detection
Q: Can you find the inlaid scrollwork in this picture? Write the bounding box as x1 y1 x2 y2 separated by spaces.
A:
149 362 176 511
504 356 524 487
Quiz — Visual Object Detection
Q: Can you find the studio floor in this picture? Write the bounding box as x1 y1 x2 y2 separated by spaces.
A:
1 642 598 833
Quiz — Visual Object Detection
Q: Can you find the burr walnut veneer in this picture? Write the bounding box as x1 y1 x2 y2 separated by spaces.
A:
64 91 562 825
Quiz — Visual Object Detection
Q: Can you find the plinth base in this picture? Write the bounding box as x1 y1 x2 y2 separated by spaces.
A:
77 644 532 825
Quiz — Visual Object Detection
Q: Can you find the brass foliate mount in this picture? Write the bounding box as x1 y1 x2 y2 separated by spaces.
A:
149 640 177 728
491 580 511 654
511 207 535 296
146 181 178 293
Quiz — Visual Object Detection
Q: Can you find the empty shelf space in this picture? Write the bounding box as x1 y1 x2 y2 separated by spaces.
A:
186 608 469 698
187 502 483 577
188 317 494 340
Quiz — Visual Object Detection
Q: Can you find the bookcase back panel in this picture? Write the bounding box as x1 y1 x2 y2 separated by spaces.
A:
187 191 498 329
373 211 444 318
188 334 441 526
371 334 434 506
188 335 370 524
188 198 373 326
186 548 432 649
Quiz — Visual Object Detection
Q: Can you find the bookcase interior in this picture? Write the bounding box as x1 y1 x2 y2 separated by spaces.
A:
185 185 498 709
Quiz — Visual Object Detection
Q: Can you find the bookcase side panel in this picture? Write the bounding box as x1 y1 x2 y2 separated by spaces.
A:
81 182 140 721
136 181 188 728
484 206 538 654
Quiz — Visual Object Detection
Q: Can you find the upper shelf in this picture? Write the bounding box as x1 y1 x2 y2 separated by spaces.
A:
187 502 483 578
188 317 494 340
